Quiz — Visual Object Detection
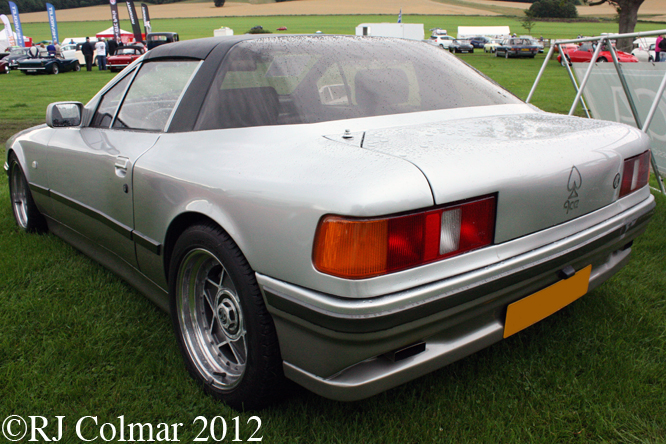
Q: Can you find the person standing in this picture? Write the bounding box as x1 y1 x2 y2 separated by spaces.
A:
46 42 56 56
657 35 666 62
82 37 94 71
54 41 62 58
107 38 117 56
95 38 107 70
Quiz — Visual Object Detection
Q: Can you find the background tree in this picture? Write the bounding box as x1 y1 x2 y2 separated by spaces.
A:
587 0 643 51
521 11 537 34
528 0 578 19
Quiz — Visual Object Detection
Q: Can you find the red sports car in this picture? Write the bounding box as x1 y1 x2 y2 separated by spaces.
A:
107 46 146 72
558 43 638 64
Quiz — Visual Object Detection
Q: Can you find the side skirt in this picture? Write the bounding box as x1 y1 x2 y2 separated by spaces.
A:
45 216 171 312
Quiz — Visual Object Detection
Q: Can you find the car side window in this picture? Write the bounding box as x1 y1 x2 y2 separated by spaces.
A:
90 70 134 128
113 60 199 132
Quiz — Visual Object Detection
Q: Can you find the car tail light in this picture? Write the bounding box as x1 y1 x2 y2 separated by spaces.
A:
313 195 496 279
619 151 650 198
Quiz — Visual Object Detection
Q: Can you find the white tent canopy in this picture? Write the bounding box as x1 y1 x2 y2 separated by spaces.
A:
95 27 140 44
456 26 511 39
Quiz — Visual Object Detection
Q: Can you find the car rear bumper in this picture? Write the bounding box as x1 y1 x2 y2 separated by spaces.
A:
258 193 655 401
18 66 46 71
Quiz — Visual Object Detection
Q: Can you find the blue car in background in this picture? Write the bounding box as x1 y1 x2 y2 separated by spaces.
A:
18 55 81 75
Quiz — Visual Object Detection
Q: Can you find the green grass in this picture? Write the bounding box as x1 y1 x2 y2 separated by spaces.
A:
16 14 666 43
1 17 665 443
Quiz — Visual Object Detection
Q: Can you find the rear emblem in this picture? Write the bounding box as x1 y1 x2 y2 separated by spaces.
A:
613 173 621 189
564 166 582 214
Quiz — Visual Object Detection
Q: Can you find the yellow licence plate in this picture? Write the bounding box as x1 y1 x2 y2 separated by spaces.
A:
504 265 592 338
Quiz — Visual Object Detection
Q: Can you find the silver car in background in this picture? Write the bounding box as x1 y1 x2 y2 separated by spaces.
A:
6 35 655 409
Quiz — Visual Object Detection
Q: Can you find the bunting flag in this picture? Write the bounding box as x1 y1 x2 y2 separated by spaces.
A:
398 9 402 23
109 0 122 42
141 3 151 35
8 1 24 47
0 14 15 46
125 0 143 43
46 3 59 44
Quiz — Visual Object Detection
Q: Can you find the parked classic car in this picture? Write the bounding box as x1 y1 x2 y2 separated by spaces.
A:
449 38 474 53
17 55 80 74
146 32 179 50
632 43 656 62
6 35 655 409
107 45 147 72
483 39 503 53
557 43 639 64
2 47 30 70
495 38 539 58
428 34 456 49
469 36 491 48
553 42 578 53
59 43 79 60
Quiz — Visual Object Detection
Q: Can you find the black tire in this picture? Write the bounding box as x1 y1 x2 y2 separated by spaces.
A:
73 62 80 72
495 50 500 57
8 154 47 233
169 223 283 410
3 65 8 74
597 57 607 63
51 64 59 75
649 56 654 62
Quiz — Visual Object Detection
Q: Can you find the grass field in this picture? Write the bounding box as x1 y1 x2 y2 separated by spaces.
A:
1 19 666 443
14 14 666 43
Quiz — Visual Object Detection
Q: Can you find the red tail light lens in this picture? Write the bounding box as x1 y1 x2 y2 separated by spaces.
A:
313 195 496 279
619 151 651 198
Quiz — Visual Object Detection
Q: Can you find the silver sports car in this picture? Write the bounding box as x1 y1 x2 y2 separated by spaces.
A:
5 35 655 409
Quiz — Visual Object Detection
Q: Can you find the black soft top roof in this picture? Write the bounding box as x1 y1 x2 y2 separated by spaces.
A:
143 34 280 62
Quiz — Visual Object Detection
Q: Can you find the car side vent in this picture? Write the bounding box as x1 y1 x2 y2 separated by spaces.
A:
384 341 426 362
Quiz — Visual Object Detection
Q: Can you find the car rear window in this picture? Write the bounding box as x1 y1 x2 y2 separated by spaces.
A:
195 36 521 130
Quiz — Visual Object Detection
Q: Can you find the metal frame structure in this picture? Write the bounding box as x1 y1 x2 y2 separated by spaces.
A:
527 30 666 194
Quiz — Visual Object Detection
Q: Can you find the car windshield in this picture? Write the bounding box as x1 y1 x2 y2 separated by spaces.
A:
10 48 28 55
508 39 530 45
117 48 138 55
196 36 521 130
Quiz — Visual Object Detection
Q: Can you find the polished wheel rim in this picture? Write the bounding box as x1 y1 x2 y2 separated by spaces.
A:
10 163 29 229
177 248 247 390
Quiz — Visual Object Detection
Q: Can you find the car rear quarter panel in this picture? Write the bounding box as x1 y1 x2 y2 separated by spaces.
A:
131 122 434 293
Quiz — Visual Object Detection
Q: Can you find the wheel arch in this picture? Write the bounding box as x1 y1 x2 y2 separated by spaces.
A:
162 211 242 287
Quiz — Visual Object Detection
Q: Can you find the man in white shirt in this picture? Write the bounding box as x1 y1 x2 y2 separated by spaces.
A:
95 38 107 70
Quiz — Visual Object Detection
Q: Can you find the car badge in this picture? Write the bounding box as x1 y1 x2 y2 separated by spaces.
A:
613 173 621 189
564 166 582 214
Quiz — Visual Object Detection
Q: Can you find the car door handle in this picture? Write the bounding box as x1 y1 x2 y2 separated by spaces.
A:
115 156 130 178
